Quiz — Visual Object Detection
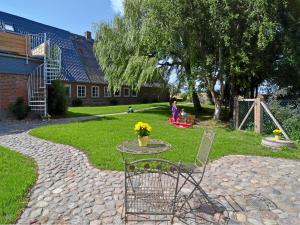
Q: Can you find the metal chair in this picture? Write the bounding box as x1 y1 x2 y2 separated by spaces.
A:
177 129 219 215
124 158 181 224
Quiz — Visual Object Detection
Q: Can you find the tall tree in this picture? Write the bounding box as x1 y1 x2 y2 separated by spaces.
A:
95 0 204 117
94 0 295 120
193 0 287 119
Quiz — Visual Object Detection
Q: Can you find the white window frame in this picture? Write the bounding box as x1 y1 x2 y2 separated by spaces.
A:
131 90 138 97
91 86 99 98
123 87 130 97
4 24 14 31
65 84 71 97
114 89 121 97
104 86 111 97
77 85 86 98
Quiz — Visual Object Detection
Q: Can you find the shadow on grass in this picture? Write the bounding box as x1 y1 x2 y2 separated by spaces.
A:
65 111 91 118
76 116 119 123
65 104 167 118
138 104 215 122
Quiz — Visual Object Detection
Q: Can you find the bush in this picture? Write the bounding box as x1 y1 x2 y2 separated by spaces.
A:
142 99 149 103
9 97 29 120
110 99 118 105
181 93 189 102
72 98 83 107
48 80 68 115
152 98 159 103
267 94 300 141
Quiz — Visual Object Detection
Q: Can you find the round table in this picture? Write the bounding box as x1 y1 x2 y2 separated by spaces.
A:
116 139 171 159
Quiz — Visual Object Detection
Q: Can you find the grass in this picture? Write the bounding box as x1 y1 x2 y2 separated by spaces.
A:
0 146 37 224
30 105 300 171
66 102 165 117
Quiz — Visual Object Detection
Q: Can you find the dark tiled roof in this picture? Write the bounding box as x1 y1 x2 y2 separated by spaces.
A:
0 11 105 83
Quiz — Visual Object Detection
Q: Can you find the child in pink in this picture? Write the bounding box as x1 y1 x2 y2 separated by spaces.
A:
171 101 179 122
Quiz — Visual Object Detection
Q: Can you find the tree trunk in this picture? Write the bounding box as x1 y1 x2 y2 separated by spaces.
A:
211 90 222 120
229 78 238 119
185 62 202 117
192 90 202 117
214 99 222 120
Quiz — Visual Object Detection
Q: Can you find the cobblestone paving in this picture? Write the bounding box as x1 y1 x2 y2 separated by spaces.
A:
0 132 299 224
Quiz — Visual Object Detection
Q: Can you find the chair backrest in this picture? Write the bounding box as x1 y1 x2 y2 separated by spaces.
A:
195 129 215 168
124 159 181 219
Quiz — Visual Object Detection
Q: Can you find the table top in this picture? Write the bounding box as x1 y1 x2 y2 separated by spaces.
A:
116 139 171 155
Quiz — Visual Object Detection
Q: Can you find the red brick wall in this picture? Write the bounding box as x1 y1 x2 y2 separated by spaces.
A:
64 82 169 105
0 73 28 115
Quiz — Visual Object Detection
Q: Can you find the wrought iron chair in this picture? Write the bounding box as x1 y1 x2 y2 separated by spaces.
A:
124 158 181 224
176 129 227 224
178 129 215 192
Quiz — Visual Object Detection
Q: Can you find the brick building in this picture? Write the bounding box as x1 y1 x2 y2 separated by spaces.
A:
0 11 169 118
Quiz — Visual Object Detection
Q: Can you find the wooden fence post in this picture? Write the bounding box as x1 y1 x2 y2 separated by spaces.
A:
254 95 264 133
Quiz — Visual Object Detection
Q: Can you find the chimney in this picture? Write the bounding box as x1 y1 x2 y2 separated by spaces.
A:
84 31 91 40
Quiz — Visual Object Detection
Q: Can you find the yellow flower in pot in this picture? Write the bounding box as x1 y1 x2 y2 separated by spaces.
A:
134 122 153 146
273 129 282 140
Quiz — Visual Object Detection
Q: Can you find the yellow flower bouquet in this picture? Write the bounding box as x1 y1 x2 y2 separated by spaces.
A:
273 129 282 140
134 122 152 137
134 122 153 146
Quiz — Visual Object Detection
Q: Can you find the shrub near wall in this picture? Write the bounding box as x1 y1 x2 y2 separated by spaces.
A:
48 80 68 116
72 98 83 107
9 97 29 120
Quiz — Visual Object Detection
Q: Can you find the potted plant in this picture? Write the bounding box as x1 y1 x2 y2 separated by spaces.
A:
134 122 152 146
273 129 282 140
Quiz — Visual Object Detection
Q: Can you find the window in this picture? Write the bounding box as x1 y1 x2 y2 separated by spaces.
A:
131 90 137 97
77 85 86 98
4 24 14 31
65 84 71 97
91 86 99 98
124 87 130 97
104 86 111 97
114 89 121 97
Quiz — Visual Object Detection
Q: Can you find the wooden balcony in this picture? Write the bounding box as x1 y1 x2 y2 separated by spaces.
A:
0 32 29 56
0 31 46 57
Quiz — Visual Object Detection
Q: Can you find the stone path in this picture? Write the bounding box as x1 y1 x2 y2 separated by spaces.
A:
0 132 124 225
0 124 300 224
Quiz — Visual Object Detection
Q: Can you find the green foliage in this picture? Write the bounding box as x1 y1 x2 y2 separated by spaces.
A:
283 117 300 141
94 0 295 120
47 80 68 116
94 0 203 115
270 1 300 91
0 146 36 224
181 93 190 102
267 96 300 141
71 98 83 107
9 97 29 120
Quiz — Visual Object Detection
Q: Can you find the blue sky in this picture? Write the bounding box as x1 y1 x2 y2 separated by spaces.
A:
0 0 124 36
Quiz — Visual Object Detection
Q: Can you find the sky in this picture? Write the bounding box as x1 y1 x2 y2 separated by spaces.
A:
0 0 124 37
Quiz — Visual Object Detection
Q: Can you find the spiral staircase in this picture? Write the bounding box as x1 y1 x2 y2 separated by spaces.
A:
27 33 61 117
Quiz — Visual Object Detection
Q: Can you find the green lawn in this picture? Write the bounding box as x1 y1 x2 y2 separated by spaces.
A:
0 146 37 224
66 102 166 117
30 105 300 171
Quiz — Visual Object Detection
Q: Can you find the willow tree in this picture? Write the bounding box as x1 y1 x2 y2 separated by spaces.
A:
94 0 290 120
94 0 203 116
94 16 161 91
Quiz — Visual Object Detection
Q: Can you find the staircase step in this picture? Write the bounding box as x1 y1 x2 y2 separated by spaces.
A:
29 101 46 104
